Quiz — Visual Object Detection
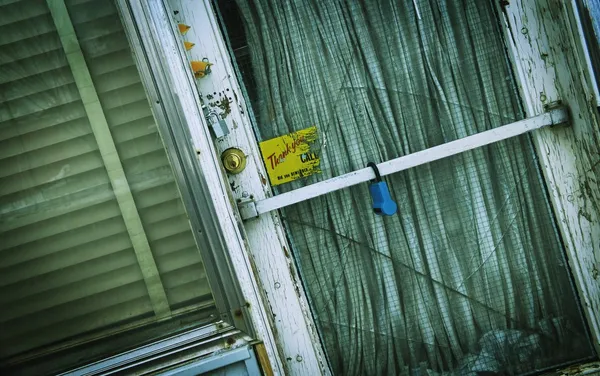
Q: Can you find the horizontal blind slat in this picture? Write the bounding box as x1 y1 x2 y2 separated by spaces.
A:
0 0 27 8
0 0 47 27
71 15 122 42
104 99 154 126
100 83 149 111
1 282 153 346
138 199 187 224
157 248 204 275
167 280 213 308
88 50 136 76
0 49 69 85
0 200 123 251
127 169 177 195
0 83 81 122
65 0 97 6
1 180 188 257
0 182 114 231
121 149 171 176
0 234 133 290
0 117 91 160
95 66 143 93
0 152 105 195
152 232 197 258
0 134 98 177
68 0 117 24
144 216 197 243
162 263 208 290
117 133 166 161
111 116 158 144
0 0 216 361
1 66 74 102
0 168 110 217
0 216 128 268
0 13 55 46
78 31 129 58
2 296 154 358
0 32 62 65
0 101 87 141
0 263 145 322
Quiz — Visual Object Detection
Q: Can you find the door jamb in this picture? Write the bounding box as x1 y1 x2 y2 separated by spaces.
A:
160 0 332 374
495 0 600 353
117 0 295 373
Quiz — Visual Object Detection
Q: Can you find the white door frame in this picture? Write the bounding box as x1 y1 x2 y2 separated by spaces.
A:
122 0 329 374
118 1 310 374
161 1 331 373
496 0 600 354
130 0 600 374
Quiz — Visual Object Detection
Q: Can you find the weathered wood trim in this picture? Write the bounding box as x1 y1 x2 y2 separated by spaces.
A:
255 343 275 376
121 0 311 373
496 0 600 353
47 0 171 317
164 0 330 375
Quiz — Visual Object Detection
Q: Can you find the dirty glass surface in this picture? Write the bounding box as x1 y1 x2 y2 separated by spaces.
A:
219 0 596 374
0 0 215 373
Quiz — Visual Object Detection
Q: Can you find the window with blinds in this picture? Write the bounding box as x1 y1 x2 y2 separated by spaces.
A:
0 0 216 369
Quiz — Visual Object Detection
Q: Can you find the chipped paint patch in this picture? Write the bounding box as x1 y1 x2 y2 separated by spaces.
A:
548 361 600 375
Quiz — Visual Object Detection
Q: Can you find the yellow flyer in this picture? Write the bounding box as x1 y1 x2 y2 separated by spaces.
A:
259 126 320 186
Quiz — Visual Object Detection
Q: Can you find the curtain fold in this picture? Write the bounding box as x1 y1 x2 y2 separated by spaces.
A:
232 0 593 374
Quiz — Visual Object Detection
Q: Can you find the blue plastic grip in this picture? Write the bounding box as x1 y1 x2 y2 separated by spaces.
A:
369 181 398 216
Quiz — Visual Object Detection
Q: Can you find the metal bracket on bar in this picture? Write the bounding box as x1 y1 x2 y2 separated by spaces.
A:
238 198 259 220
238 106 570 221
546 101 570 127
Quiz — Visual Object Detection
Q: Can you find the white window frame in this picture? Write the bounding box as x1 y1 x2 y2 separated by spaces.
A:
123 0 600 374
116 1 291 374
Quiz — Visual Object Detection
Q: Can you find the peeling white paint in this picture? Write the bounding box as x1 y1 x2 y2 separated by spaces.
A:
497 0 600 354
165 0 330 375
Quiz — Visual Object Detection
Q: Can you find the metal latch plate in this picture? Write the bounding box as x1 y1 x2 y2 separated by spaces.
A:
238 198 259 220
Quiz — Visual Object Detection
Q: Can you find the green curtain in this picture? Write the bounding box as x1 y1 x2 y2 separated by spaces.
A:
232 0 593 374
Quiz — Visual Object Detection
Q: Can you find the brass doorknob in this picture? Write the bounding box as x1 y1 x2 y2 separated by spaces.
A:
221 148 247 174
